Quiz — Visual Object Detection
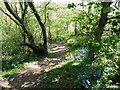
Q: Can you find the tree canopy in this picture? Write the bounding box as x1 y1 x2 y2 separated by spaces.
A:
0 0 120 89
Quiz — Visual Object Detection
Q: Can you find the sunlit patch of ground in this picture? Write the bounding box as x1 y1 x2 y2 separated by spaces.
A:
0 41 69 89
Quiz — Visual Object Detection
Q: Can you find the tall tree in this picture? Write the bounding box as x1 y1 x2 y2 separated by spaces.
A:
0 1 48 55
94 2 112 42
89 1 120 61
28 2 48 54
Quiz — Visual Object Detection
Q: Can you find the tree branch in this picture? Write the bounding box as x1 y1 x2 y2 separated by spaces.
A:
0 7 20 26
19 2 24 11
44 0 51 24
22 2 28 21
17 43 31 47
4 2 23 23
107 15 120 20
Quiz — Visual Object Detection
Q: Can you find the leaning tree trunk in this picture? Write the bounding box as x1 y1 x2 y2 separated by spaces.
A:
88 2 112 62
3 2 35 47
94 2 112 42
28 2 48 54
1 2 47 55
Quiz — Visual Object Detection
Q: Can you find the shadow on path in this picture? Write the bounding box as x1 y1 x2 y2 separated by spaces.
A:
0 41 69 89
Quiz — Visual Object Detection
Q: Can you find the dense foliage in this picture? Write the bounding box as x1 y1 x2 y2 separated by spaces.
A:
0 0 120 89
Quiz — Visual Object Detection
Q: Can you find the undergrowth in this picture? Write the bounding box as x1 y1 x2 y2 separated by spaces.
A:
1 51 40 79
39 47 119 89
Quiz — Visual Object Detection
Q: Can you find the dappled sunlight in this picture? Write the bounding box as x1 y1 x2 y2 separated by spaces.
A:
1 0 119 89
38 48 118 88
0 42 69 88
21 82 36 88
49 43 68 53
51 46 66 51
6 72 42 88
51 48 67 53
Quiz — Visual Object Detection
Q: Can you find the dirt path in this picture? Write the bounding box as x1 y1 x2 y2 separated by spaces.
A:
0 41 69 89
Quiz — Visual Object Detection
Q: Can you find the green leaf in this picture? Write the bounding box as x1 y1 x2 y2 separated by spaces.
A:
67 3 76 9
103 7 114 13
112 20 118 26
87 2 95 6
111 28 118 33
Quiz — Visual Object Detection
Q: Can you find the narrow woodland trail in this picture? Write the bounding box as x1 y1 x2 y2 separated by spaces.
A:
0 41 69 89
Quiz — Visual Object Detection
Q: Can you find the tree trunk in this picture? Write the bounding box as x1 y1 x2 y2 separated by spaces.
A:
48 26 52 40
88 2 112 62
2 2 47 55
21 25 35 45
74 22 77 35
28 2 48 54
94 2 112 42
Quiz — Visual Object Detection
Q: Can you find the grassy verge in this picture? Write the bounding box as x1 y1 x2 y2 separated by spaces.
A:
1 52 40 80
39 47 120 89
1 49 54 80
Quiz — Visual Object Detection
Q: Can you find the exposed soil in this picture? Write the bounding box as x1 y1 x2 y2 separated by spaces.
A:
0 41 69 89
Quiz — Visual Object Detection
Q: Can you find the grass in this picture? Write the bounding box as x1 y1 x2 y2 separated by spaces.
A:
0 64 24 80
1 51 40 80
65 35 92 49
38 47 120 89
48 37 66 44
1 35 119 88
1 49 56 80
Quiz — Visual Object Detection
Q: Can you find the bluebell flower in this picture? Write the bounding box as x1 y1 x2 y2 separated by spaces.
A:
84 85 89 88
97 70 101 74
82 50 87 53
45 78 49 80
92 67 94 70
86 79 91 85
93 70 101 76
16 57 20 60
82 80 86 84
97 82 100 84
76 50 80 52
74 71 77 73
70 55 74 59
78 53 84 56
82 75 88 77
75 56 80 59
113 58 117 61
88 58 91 60
78 57 82 60
95 85 99 88
104 71 110 74
66 58 70 61
93 72 97 76
82 46 85 48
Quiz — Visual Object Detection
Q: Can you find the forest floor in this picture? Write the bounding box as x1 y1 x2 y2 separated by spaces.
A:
0 41 69 89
